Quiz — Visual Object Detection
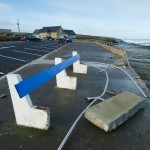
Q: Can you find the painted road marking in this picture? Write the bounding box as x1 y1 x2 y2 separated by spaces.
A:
0 72 4 75
24 48 49 52
40 44 51 46
33 45 48 47
0 46 16 49
40 44 56 46
33 44 59 47
0 54 27 62
32 46 51 48
33 46 59 49
12 50 42 57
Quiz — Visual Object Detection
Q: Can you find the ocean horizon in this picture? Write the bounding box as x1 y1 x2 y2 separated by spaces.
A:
123 39 150 46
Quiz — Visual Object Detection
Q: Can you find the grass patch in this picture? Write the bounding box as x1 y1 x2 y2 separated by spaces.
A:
0 35 19 41
0 32 31 42
76 34 122 43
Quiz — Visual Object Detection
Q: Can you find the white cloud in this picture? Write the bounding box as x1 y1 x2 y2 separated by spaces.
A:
0 19 16 30
0 3 14 11
1 0 150 38
0 19 14 26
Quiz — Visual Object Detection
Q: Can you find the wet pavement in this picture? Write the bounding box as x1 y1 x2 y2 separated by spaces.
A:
0 42 149 150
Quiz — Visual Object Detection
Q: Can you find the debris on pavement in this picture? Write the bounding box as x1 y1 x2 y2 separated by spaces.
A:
0 93 7 99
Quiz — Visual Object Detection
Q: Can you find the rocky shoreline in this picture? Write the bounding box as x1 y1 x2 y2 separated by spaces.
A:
115 42 150 89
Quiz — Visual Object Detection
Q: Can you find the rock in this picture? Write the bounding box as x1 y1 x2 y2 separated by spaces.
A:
114 59 124 66
0 93 7 99
106 90 120 96
19 145 23 149
84 92 145 132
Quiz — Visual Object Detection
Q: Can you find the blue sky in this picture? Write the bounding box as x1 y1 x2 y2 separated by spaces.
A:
0 0 150 39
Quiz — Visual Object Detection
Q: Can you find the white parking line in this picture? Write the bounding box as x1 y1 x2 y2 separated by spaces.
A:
32 46 50 48
12 50 42 56
0 54 27 62
24 48 49 52
0 72 4 75
0 46 16 49
40 44 54 46
33 46 59 49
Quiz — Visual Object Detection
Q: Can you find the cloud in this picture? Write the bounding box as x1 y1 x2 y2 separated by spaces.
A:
0 19 14 26
46 0 108 15
0 3 14 11
0 19 16 30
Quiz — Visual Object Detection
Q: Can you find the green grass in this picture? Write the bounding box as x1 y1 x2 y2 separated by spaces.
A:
0 32 31 42
0 35 19 41
76 34 122 43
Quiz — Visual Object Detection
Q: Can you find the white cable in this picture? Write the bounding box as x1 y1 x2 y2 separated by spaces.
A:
58 60 147 149
57 66 109 150
110 65 147 98
84 61 147 98
122 50 147 97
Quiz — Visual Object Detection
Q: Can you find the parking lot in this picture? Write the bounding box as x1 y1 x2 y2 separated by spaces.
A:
0 42 149 150
0 40 65 77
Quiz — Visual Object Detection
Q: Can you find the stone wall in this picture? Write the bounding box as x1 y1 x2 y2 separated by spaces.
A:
74 39 125 58
95 41 125 58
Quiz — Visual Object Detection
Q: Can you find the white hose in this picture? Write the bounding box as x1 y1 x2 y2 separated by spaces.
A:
111 65 147 98
57 66 109 150
58 60 147 149
83 61 147 98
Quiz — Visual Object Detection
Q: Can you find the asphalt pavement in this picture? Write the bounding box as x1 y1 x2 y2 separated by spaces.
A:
0 42 149 150
0 40 65 77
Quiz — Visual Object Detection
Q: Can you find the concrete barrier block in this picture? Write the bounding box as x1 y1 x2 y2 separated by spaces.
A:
7 74 50 130
72 51 87 74
84 92 145 132
55 58 77 90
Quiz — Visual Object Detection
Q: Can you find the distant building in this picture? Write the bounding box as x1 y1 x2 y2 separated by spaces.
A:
32 29 41 38
0 29 12 34
64 30 76 39
38 26 66 39
32 26 76 39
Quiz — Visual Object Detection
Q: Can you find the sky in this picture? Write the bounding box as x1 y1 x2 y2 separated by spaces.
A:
0 0 150 39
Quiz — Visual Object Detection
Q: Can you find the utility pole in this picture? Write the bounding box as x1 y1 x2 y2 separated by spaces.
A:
17 19 20 35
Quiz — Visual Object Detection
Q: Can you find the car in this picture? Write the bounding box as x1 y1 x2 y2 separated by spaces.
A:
26 36 41 42
46 36 52 40
57 36 72 43
19 37 27 41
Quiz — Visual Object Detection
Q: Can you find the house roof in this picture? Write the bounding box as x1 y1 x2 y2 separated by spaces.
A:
64 30 76 35
40 26 61 33
33 29 41 34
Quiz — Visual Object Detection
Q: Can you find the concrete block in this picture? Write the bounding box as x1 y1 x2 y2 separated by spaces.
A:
7 74 50 130
72 51 87 74
84 92 145 132
55 58 77 90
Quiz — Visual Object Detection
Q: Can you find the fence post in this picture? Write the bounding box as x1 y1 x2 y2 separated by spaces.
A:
7 74 50 130
55 58 77 90
72 51 87 74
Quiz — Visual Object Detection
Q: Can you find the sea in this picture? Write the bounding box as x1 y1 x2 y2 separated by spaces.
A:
116 39 150 89
123 39 150 46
